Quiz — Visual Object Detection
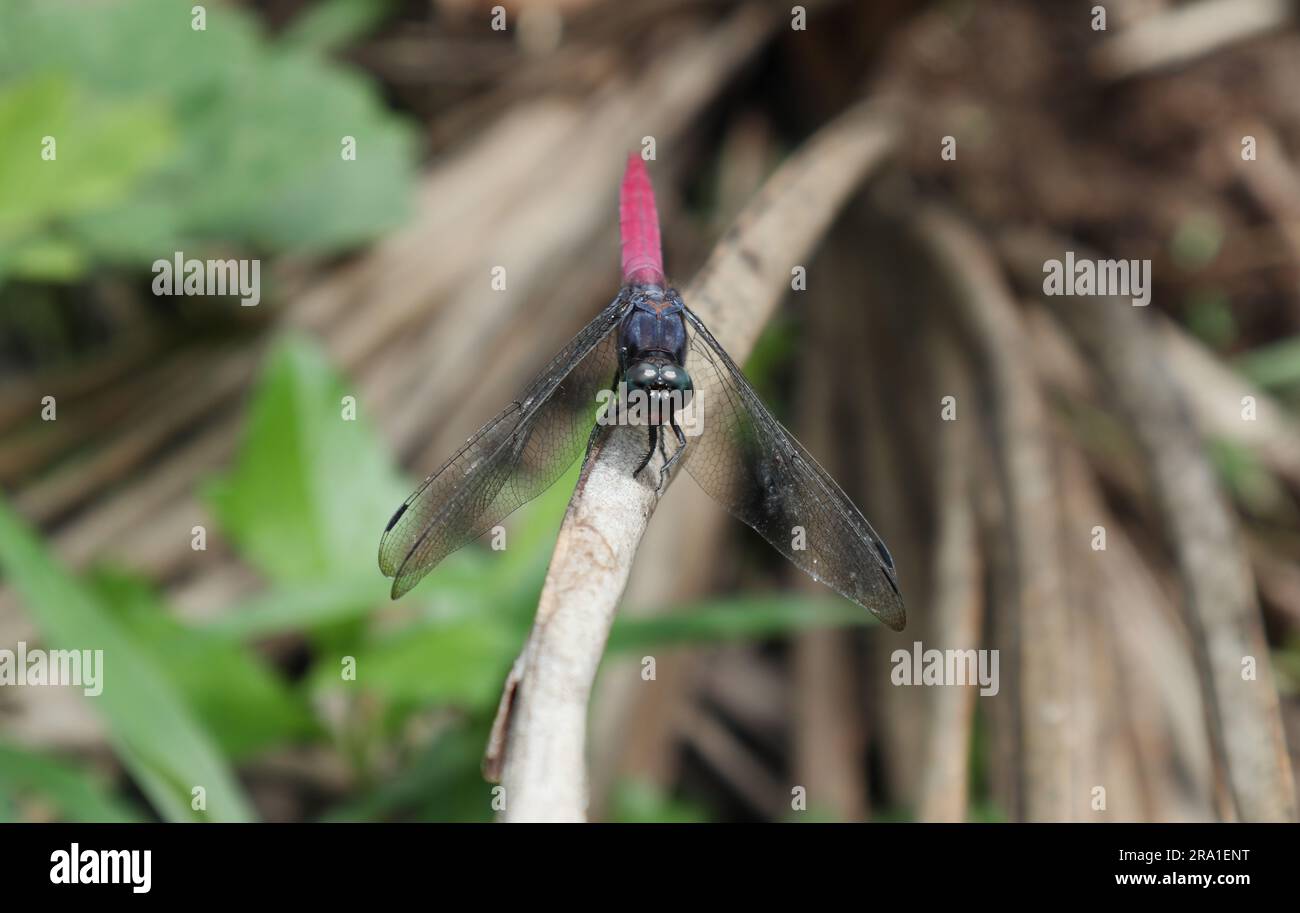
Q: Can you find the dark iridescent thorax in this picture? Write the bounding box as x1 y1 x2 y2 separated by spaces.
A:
617 285 688 368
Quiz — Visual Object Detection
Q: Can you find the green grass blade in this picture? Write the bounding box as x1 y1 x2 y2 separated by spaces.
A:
0 741 144 823
607 594 872 651
0 498 255 822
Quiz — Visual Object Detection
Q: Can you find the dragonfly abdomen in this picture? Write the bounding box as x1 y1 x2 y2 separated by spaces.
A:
619 152 665 287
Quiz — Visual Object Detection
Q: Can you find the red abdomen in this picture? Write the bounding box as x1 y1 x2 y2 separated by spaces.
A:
619 152 666 289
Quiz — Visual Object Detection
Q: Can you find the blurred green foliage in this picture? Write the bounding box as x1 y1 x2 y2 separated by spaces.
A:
0 0 417 285
0 74 172 281
206 337 408 584
1235 335 1300 398
283 0 396 53
0 743 143 823
1169 211 1225 272
0 498 255 822
609 780 711 823
1183 287 1236 350
1207 438 1289 518
0 333 879 822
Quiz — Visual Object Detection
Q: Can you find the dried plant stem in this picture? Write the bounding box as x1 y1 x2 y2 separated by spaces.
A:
912 208 1073 822
487 432 657 821
1001 230 1297 823
916 334 983 822
486 104 899 822
792 236 873 821
1091 0 1291 80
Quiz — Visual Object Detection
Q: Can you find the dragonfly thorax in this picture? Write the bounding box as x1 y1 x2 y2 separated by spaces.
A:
619 286 689 367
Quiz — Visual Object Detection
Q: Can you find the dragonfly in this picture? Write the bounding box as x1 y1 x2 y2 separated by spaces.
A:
379 153 905 630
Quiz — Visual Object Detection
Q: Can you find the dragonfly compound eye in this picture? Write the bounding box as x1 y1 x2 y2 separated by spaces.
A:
659 364 692 392
629 362 660 388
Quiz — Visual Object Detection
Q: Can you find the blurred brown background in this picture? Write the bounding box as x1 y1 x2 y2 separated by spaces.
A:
0 0 1298 822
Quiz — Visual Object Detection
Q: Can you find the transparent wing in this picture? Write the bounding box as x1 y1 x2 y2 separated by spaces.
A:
680 308 905 630
379 294 629 598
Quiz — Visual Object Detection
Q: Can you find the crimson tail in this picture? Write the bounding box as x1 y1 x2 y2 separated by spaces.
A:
618 152 665 287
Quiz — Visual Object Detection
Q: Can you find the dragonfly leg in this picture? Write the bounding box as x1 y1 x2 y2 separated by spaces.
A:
655 404 689 493
653 427 671 493
634 424 658 478
668 414 688 463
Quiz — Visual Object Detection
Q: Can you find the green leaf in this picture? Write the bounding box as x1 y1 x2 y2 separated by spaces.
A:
609 779 711 823
0 0 418 283
311 617 520 713
0 741 144 823
90 570 318 759
607 595 872 651
313 594 869 727
0 74 174 275
1233 335 1300 391
320 721 495 822
283 0 395 53
4 237 87 282
0 497 255 822
206 333 408 583
307 593 867 730
200 578 386 641
198 554 520 641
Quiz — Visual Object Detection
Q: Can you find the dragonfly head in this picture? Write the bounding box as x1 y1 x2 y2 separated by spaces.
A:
626 357 693 418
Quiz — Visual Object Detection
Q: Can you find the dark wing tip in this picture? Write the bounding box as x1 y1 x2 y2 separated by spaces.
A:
378 502 410 575
384 501 408 534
